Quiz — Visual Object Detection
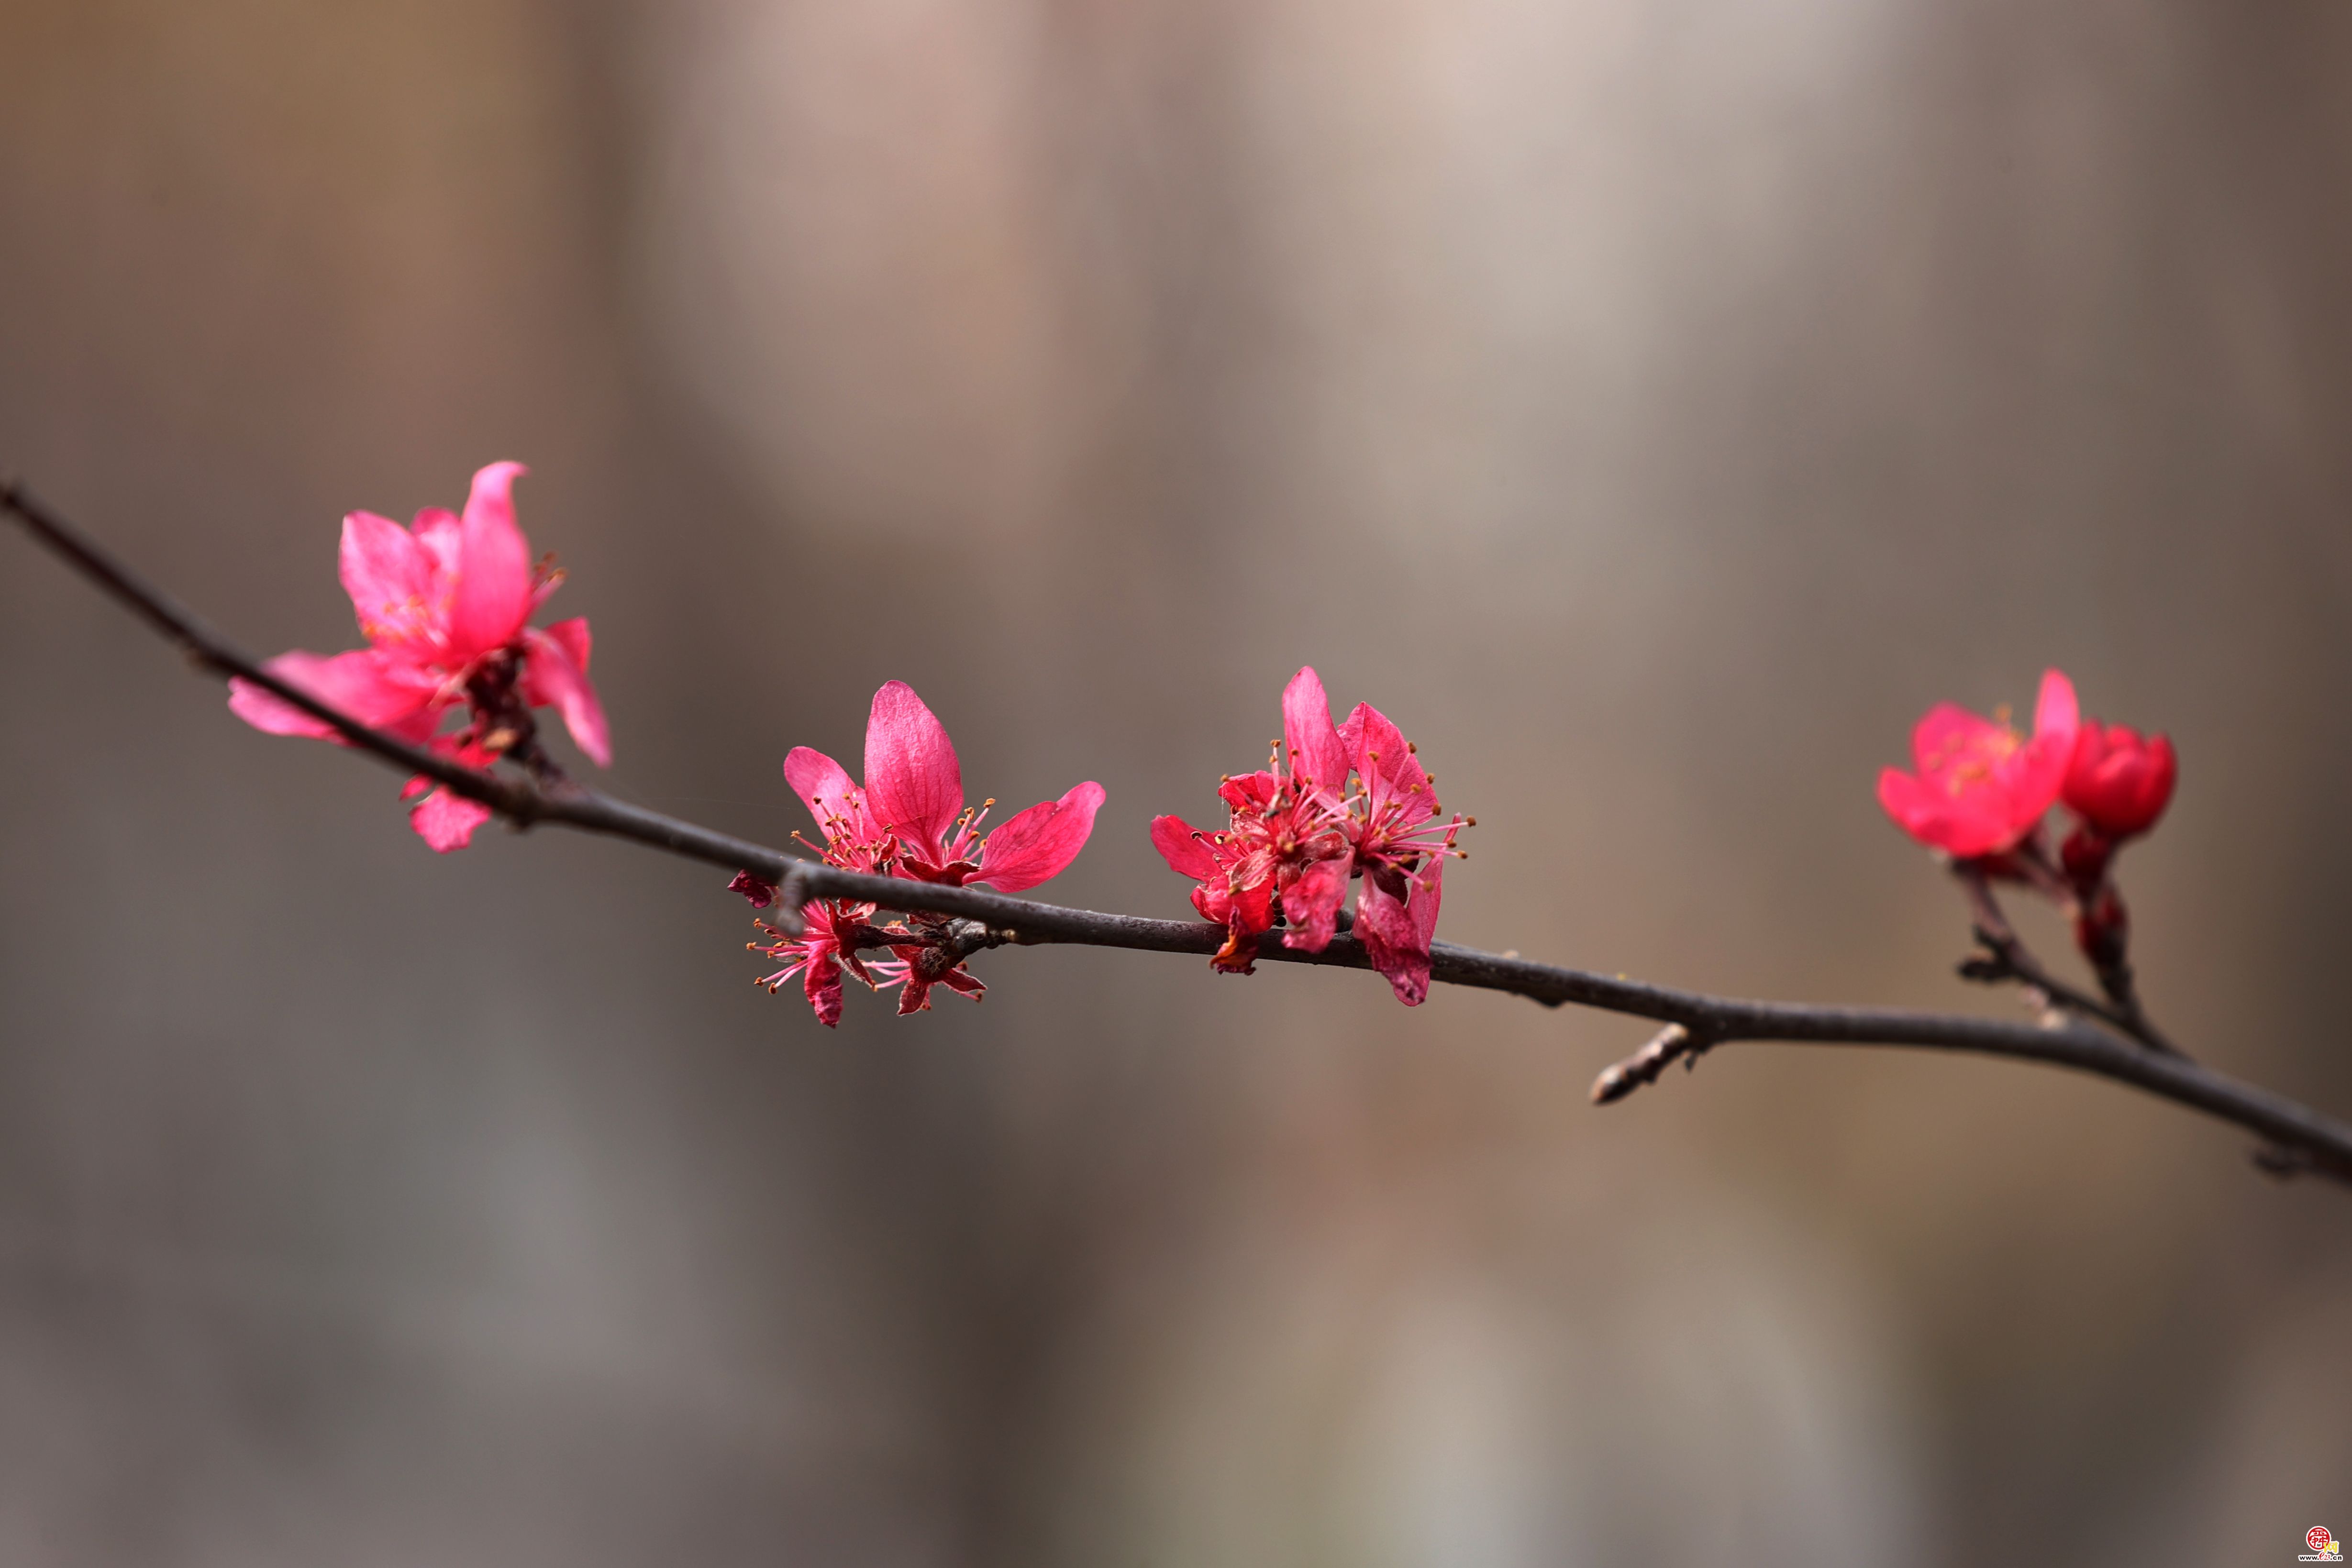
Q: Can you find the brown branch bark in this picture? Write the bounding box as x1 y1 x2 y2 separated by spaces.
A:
8 478 2349 1186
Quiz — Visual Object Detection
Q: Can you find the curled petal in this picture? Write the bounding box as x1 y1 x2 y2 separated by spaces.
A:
804 945 844 1028
1152 814 1221 881
728 871 779 909
521 619 610 766
863 681 964 853
228 649 439 739
448 461 534 657
1355 860 1442 1005
1279 854 1351 952
976 781 1105 892
1282 667 1350 799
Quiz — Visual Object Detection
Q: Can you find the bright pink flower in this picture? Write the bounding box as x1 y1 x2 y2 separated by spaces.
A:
1876 669 2079 859
1151 669 1355 972
2063 719 2177 842
784 681 1105 892
757 680 1104 1026
227 462 610 851
1154 667 1466 1004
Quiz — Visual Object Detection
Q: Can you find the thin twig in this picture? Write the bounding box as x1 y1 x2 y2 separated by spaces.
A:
6 480 2349 1185
1952 864 2177 1050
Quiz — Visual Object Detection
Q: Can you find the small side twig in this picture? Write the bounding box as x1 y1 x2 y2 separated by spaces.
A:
1591 1024 1713 1105
1953 865 2182 1056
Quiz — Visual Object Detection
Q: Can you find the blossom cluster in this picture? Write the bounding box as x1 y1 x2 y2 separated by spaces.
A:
1151 668 1471 1006
1876 666 2178 971
235 462 2191 1033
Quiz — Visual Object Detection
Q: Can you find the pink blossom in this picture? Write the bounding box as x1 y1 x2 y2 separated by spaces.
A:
1154 667 1467 1004
754 680 1104 1026
1876 670 2079 860
227 462 610 851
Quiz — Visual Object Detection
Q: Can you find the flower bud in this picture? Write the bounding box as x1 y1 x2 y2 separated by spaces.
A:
2062 721 2177 841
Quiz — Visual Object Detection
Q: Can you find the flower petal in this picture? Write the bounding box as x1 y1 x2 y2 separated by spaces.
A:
411 506 462 580
1876 766 2019 857
1279 854 1351 951
863 680 963 853
520 619 610 766
1341 701 1432 805
1909 702 2004 779
1282 666 1350 799
1355 860 1441 1005
409 788 493 852
448 461 534 657
228 648 438 739
1151 814 1221 881
784 747 861 832
2033 668 2080 741
338 510 438 650
976 781 1104 892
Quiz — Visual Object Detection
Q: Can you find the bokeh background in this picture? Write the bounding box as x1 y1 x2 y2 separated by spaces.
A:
4 0 2351 1562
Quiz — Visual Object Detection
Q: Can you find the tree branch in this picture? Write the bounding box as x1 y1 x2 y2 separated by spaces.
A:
7 479 2349 1186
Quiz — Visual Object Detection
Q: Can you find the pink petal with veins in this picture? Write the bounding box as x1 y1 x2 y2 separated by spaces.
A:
863 680 963 852
447 461 533 658
976 781 1104 892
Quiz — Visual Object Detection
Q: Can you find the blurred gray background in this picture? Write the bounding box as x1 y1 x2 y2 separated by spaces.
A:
4 0 2351 1562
